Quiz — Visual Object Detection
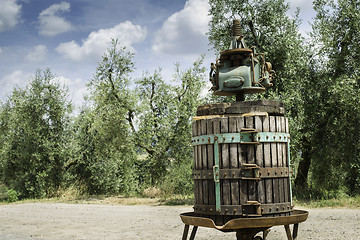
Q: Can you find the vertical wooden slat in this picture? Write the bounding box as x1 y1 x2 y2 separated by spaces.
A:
201 119 208 206
263 117 272 204
196 120 203 205
255 116 265 204
270 116 279 204
206 119 215 206
281 117 289 204
245 117 256 201
229 117 239 208
212 118 223 225
237 117 247 205
277 116 284 204
285 117 292 204
221 117 231 223
192 121 198 205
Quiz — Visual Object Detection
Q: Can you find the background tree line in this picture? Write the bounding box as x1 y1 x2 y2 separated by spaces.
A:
0 0 359 200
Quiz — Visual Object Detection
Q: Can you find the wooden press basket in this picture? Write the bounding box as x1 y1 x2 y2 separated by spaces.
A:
192 100 292 225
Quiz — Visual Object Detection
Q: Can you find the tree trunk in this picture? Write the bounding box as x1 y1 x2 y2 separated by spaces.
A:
294 137 312 196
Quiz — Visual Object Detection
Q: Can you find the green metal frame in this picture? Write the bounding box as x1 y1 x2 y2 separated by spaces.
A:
192 132 292 213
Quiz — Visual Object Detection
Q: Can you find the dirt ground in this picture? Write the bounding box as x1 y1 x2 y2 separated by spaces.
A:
0 203 359 239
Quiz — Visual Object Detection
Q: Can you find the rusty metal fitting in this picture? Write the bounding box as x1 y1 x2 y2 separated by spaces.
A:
232 19 242 37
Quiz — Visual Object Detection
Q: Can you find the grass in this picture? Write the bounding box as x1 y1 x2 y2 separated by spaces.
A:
0 186 194 206
4 195 360 208
1 184 359 208
294 196 360 208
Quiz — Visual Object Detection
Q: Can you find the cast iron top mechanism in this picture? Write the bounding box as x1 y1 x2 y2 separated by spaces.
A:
210 19 275 101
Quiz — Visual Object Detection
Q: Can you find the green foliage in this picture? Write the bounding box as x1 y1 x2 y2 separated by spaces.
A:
67 40 138 195
6 189 19 202
305 0 360 195
70 39 206 194
0 69 72 198
134 59 206 184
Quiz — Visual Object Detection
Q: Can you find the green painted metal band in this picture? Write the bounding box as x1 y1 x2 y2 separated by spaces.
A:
192 132 290 146
213 138 221 212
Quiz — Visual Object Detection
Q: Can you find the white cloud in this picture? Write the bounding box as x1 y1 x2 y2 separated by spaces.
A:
0 0 22 32
38 1 73 36
152 0 210 56
56 76 87 106
2 70 24 85
1 70 31 97
25 45 48 62
56 21 147 62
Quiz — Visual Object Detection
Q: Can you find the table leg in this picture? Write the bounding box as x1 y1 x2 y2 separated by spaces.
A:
284 225 293 240
189 226 198 240
182 225 190 240
293 223 299 240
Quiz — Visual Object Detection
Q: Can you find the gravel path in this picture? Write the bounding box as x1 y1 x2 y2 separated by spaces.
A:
0 203 359 239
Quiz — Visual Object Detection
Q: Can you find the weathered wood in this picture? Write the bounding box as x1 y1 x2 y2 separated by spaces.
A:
197 100 285 116
277 116 284 204
193 101 292 220
201 119 208 205
206 119 215 206
281 117 288 204
237 117 248 205
263 116 273 204
245 117 256 201
220 117 231 223
196 120 203 204
212 118 223 225
192 121 198 205
255 116 265 204
270 116 280 203
285 117 291 203
229 117 240 207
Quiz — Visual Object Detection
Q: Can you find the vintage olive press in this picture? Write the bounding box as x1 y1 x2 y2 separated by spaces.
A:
180 20 308 240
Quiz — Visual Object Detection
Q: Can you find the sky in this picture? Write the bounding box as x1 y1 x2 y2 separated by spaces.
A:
0 0 315 108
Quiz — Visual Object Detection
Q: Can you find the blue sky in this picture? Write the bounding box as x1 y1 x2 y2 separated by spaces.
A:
0 0 315 107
